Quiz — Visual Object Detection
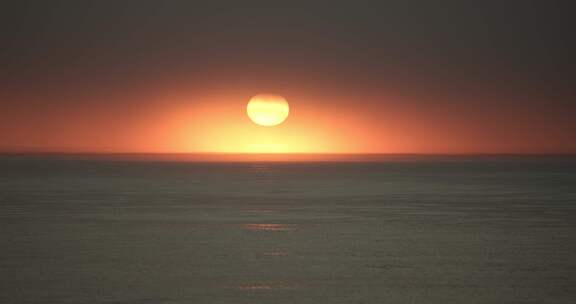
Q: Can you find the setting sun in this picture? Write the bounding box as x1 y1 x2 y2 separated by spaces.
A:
246 94 290 126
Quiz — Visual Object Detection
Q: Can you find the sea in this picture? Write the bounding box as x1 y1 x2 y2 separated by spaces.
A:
1 154 575 303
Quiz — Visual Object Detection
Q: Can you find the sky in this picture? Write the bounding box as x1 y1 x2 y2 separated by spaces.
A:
0 1 575 154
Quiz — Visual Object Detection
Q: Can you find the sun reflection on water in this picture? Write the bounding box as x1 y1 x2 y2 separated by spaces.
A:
262 250 289 257
236 283 300 291
242 223 297 232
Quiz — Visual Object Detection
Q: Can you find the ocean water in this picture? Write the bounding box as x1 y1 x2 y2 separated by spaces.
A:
1 155 575 303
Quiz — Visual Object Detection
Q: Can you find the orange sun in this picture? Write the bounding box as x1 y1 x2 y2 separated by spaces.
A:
246 94 290 126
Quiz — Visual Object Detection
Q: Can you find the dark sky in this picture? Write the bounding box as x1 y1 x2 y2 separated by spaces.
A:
1 1 575 153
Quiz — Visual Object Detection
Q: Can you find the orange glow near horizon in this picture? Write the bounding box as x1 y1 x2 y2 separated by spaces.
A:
163 92 365 154
2 83 574 155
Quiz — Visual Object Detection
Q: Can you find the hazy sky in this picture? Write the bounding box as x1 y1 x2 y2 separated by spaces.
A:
1 1 574 153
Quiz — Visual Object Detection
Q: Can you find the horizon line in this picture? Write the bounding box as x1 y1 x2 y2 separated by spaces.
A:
1 151 575 157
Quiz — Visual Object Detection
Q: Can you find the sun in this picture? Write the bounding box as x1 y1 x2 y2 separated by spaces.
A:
247 94 289 126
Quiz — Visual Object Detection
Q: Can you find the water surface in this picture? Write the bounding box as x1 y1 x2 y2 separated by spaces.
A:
1 155 575 303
